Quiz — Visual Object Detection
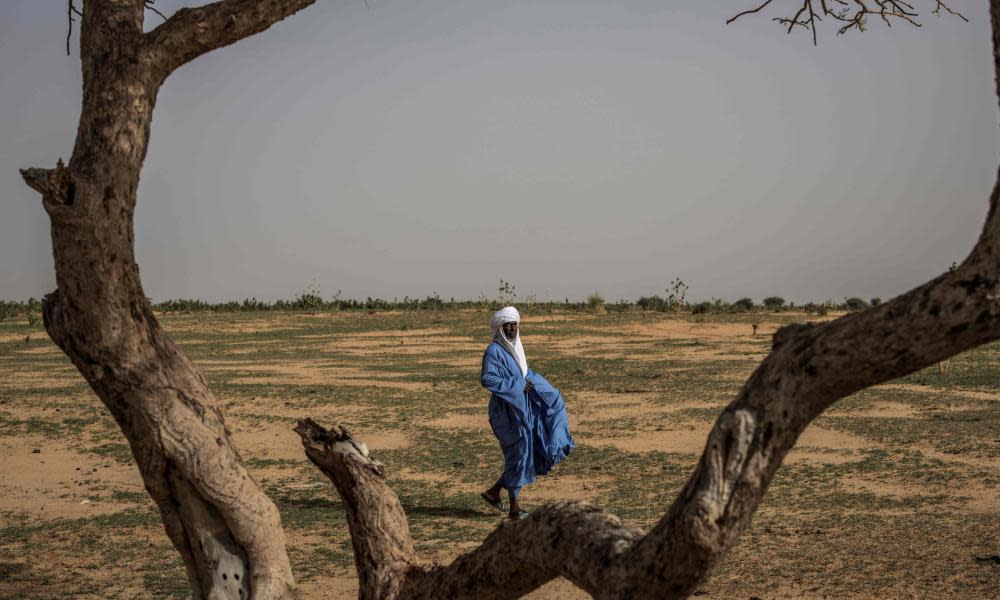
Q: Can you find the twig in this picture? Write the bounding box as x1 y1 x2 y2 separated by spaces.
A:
727 0 776 24
144 1 168 21
66 0 82 56
728 0 966 42
933 0 969 21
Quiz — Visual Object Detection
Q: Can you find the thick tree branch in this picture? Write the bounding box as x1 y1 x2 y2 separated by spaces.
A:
294 419 644 599
296 419 417 599
142 0 317 82
399 503 641 600
617 202 1000 596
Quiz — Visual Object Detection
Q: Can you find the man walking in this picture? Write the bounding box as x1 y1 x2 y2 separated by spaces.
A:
479 306 574 519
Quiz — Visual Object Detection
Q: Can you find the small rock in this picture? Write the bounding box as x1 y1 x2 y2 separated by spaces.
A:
32 448 41 454
80 499 90 505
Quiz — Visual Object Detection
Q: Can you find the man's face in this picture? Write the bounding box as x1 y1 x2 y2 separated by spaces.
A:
501 321 518 341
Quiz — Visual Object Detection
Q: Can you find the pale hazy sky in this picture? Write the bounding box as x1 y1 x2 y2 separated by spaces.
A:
1 1 997 303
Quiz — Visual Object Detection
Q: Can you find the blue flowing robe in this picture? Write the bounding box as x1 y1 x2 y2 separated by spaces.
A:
480 341 574 493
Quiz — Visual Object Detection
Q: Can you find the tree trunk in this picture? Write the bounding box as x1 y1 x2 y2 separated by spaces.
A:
19 1 1000 599
21 1 318 597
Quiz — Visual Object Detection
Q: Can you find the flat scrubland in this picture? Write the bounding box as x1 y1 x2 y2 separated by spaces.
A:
0 310 998 598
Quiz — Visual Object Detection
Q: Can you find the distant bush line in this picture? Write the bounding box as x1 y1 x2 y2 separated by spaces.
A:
0 294 885 321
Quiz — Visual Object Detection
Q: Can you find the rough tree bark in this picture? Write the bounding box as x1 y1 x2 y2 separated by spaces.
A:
19 1 999 599
20 1 317 598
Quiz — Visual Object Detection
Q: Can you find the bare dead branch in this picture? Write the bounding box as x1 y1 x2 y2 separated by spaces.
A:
726 0 777 24
728 0 968 41
141 0 318 83
934 0 970 20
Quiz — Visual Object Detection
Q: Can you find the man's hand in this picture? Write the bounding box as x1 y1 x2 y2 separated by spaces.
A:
524 380 534 393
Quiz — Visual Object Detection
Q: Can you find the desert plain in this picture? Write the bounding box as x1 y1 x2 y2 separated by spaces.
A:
0 309 997 598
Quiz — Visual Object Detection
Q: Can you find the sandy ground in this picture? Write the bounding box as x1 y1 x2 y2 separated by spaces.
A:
1 310 997 598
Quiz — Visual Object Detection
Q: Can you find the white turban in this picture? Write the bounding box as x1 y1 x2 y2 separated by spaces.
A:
491 306 528 376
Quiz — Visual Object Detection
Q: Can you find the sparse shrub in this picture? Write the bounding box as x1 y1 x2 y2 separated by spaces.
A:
587 292 605 313
870 297 882 307
733 297 755 312
804 301 831 315
666 277 688 311
609 299 630 313
691 301 712 314
763 296 785 311
637 295 666 311
1 300 37 322
496 279 517 307
291 287 323 312
158 298 212 312
21 297 41 326
843 297 867 312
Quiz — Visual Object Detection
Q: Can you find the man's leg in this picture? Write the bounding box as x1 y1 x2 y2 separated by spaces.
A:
484 477 504 501
481 477 507 512
507 485 524 518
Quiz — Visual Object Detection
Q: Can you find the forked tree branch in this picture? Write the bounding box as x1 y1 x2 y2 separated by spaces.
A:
296 419 418 598
294 420 645 600
142 0 318 82
41 0 998 597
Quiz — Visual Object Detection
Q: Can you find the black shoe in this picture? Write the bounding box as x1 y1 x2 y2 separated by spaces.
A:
507 510 530 520
480 491 507 513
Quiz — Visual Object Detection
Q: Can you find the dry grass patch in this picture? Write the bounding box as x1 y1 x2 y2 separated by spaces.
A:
3 310 997 599
0 438 142 523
